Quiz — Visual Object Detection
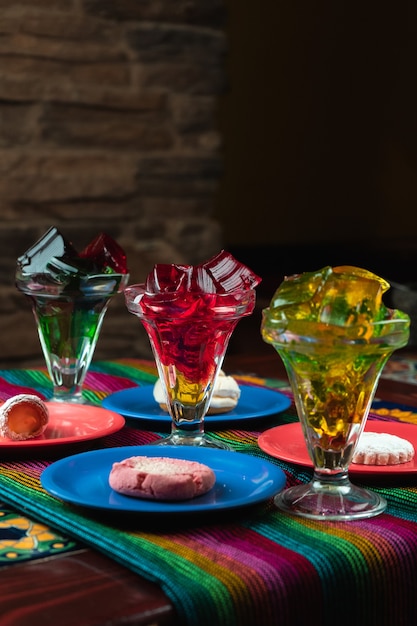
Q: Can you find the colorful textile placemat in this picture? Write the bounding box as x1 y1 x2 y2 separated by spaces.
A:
0 500 78 564
1 361 417 626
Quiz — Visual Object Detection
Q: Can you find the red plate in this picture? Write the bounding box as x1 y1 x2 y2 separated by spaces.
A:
0 403 125 449
258 420 417 475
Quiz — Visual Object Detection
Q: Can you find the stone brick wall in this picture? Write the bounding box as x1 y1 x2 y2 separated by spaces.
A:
0 0 226 368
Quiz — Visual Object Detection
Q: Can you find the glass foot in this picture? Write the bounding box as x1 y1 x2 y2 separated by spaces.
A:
152 433 230 450
274 477 387 521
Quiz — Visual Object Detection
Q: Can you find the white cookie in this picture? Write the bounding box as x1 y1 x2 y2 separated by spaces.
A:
352 432 415 465
153 370 241 415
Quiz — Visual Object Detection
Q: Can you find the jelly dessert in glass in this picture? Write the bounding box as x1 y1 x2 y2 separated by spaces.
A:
261 266 410 521
125 251 261 447
16 227 129 404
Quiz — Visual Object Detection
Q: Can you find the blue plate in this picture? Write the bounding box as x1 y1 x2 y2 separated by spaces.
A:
41 445 286 514
101 385 291 425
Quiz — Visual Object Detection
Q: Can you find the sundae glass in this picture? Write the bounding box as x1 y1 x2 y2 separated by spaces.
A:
125 251 261 448
16 227 129 404
262 266 410 521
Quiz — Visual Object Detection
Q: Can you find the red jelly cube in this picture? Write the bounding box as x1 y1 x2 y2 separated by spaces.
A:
80 233 128 274
144 251 261 295
193 250 262 293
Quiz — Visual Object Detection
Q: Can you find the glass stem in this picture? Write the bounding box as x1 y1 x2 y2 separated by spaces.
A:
311 469 352 494
52 385 84 403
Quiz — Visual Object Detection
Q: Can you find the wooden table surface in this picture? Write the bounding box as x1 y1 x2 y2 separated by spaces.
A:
0 349 415 626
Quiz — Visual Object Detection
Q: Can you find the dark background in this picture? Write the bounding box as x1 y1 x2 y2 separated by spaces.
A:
215 2 417 293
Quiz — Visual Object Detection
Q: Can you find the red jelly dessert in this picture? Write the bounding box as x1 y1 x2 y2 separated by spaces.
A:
125 251 261 412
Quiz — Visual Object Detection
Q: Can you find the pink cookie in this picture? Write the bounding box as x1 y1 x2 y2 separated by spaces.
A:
109 456 216 501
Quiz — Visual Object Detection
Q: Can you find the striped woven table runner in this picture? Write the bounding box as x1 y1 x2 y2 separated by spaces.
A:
0 360 417 626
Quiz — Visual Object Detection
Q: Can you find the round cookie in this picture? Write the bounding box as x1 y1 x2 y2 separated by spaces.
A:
109 456 216 501
0 394 49 441
153 370 241 415
352 432 415 465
